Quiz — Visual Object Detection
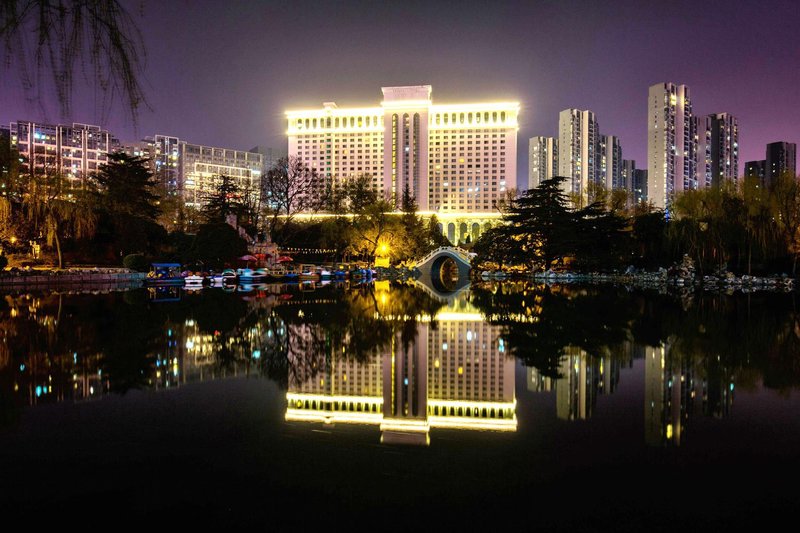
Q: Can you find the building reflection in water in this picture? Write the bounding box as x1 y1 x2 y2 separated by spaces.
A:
285 283 517 445
0 283 750 448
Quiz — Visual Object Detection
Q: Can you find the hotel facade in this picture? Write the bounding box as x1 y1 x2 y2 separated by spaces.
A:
286 85 519 241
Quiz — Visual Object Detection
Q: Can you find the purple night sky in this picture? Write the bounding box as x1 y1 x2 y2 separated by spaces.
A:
1 0 798 184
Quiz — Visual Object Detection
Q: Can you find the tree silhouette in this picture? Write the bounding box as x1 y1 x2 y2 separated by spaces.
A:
1 0 148 122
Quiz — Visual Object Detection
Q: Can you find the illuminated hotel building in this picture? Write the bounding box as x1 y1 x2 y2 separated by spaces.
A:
285 293 517 444
647 83 697 209
9 120 120 189
528 136 558 190
285 85 519 233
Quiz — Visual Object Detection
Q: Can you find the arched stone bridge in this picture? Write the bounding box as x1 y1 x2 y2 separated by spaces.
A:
414 247 473 293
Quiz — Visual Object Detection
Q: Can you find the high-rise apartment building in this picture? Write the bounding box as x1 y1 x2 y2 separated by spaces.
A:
558 109 599 201
765 141 796 182
632 168 648 205
9 120 120 189
528 136 558 190
285 85 519 217
696 113 739 187
744 141 796 186
744 160 765 181
647 83 696 209
599 134 623 190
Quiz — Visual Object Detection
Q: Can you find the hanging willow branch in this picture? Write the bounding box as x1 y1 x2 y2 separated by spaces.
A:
0 0 148 123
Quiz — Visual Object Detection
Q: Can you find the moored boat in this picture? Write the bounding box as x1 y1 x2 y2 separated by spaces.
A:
221 269 238 284
299 264 321 282
145 263 185 286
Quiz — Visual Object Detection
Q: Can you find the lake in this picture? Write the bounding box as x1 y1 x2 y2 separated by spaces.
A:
1 281 799 529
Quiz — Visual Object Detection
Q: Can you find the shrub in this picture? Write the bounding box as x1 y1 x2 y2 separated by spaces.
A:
122 253 149 272
0 255 7 270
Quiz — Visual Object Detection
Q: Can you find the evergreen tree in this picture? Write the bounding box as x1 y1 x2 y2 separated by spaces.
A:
201 175 241 224
506 176 577 269
93 152 161 222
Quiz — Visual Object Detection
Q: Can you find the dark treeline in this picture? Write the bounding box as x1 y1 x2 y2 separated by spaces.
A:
472 175 800 276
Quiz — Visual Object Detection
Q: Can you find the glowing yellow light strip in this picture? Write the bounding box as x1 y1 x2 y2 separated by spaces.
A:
428 399 517 410
380 419 430 433
429 417 517 431
287 127 383 135
284 211 503 221
286 410 383 425
431 312 485 322
287 393 382 404
286 411 516 432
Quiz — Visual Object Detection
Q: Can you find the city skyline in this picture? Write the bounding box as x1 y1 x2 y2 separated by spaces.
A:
1 0 798 187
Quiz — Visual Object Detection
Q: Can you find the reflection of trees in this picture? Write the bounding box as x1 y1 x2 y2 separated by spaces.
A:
471 282 635 378
267 282 445 389
472 282 800 391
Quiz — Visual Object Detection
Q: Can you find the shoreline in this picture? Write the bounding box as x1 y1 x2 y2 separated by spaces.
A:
0 268 147 287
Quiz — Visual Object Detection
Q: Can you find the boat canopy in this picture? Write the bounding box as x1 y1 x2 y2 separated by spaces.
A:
151 263 181 269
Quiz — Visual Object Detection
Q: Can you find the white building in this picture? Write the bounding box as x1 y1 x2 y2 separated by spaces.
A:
123 135 265 207
558 109 599 203
528 136 558 190
9 121 119 189
647 83 696 209
285 85 519 223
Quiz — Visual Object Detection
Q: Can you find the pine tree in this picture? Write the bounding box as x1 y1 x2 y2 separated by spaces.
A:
93 152 161 222
201 175 241 224
506 176 577 269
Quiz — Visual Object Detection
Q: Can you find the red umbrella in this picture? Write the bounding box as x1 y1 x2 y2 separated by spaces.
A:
239 255 258 261
276 256 293 263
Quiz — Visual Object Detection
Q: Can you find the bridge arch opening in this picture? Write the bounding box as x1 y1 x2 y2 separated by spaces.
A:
430 256 459 292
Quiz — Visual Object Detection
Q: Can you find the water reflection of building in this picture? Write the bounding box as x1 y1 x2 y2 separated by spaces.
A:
285 295 517 444
527 368 554 392
531 346 630 421
644 343 695 446
644 343 736 446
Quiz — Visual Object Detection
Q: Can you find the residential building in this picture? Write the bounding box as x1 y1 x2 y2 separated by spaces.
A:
647 83 696 209
122 135 265 207
621 159 636 206
744 159 765 181
696 112 739 187
8 120 120 189
599 134 623 190
632 168 648 205
558 108 599 202
285 85 519 233
765 141 796 182
528 136 558 190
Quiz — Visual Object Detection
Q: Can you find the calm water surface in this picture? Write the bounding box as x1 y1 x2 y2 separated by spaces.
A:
1 281 799 529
